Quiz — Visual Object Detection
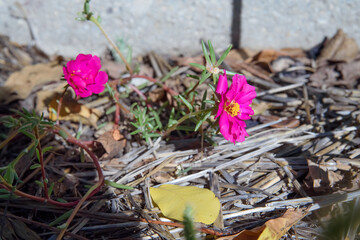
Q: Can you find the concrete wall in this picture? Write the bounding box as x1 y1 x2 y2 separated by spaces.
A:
1 0 359 58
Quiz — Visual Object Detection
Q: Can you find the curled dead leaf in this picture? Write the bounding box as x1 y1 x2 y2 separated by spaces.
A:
218 208 308 240
0 62 62 104
48 93 101 127
257 115 300 128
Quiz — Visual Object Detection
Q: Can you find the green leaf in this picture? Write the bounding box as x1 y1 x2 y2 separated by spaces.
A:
194 110 212 131
176 125 194 131
49 209 73 227
105 180 134 190
212 73 218 84
35 180 44 188
201 90 207 109
30 163 41 170
208 40 216 65
150 109 163 129
178 95 193 112
4 167 15 184
161 66 179 82
48 182 55 198
42 146 53 154
106 105 116 115
58 129 68 140
35 148 40 162
208 83 216 93
199 71 211 85
216 44 232 66
97 15 102 23
203 100 215 105
19 129 36 141
189 63 206 71
183 205 197 240
201 41 211 65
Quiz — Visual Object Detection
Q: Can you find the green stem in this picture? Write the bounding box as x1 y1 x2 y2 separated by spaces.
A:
89 16 133 75
0 130 18 150
56 183 99 240
34 126 49 199
163 108 214 137
56 85 69 125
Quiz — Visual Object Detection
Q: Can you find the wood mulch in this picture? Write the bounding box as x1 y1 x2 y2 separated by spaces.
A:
0 29 359 239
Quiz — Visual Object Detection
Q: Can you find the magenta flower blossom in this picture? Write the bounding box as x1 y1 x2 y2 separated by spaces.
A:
63 54 108 98
215 71 256 143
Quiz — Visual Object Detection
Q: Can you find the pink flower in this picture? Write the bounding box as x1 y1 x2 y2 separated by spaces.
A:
215 71 256 143
63 54 108 98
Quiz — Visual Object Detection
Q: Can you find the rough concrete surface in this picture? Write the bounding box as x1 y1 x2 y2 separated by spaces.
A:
241 0 360 50
0 0 359 58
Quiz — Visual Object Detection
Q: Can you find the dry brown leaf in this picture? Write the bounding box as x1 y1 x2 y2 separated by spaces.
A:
102 59 126 79
257 115 300 128
252 101 272 115
0 62 62 104
36 83 67 112
96 131 126 158
332 37 359 62
246 48 305 64
309 65 339 89
7 218 41 240
149 88 165 102
306 158 344 192
318 29 346 62
317 29 359 62
225 49 246 66
219 208 308 240
337 60 360 89
48 93 101 127
174 55 204 72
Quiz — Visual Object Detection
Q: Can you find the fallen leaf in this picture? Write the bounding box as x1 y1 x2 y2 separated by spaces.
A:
258 208 308 240
305 158 344 192
246 48 305 64
150 184 220 224
0 62 62 104
174 55 205 72
252 102 272 115
7 218 41 240
257 115 300 128
271 57 296 73
102 59 126 79
48 93 101 127
337 60 360 89
96 131 126 158
219 208 308 240
332 37 359 62
317 29 359 62
149 88 165 102
309 64 341 89
317 29 346 62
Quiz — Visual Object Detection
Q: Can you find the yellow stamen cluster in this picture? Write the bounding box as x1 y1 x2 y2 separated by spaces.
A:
224 101 240 117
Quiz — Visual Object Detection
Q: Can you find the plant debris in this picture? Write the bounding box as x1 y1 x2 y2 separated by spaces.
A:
1 28 360 240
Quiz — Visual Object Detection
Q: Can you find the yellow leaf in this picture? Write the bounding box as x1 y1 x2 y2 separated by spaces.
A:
150 184 220 224
258 208 308 240
48 93 101 127
219 208 308 240
0 62 62 104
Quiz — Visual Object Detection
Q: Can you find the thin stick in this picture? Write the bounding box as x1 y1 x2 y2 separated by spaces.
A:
89 16 133 75
34 126 49 199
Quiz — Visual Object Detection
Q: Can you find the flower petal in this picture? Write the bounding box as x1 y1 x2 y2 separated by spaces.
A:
87 84 105 94
225 74 246 101
237 105 254 120
216 71 228 95
215 95 225 119
95 71 108 85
